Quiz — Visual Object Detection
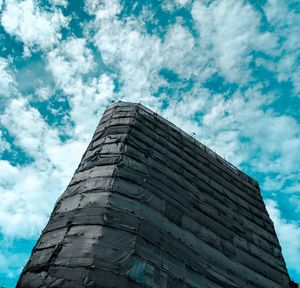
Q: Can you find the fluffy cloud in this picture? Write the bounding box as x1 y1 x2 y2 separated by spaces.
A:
1 98 59 159
264 0 300 96
0 158 81 239
162 0 192 11
89 2 162 104
266 200 300 276
49 0 68 7
0 161 53 238
47 38 95 86
0 98 86 238
1 0 68 51
191 0 277 84
0 57 15 99
47 37 115 140
87 0 211 108
0 130 10 154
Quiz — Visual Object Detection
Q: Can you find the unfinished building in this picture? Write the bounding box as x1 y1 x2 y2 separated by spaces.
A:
17 102 294 287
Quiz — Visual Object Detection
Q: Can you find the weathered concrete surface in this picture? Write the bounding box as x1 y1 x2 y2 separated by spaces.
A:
17 102 294 287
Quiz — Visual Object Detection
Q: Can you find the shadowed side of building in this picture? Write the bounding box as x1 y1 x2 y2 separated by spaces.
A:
17 102 294 288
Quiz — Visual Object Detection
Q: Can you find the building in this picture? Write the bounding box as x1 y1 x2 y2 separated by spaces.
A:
17 102 294 287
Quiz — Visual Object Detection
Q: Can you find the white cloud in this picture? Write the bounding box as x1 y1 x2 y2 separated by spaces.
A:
85 0 121 20
162 0 191 11
0 160 81 240
175 0 190 6
191 0 277 84
1 0 68 51
49 0 68 7
35 86 52 101
0 130 10 154
1 98 59 159
264 0 300 96
87 0 212 110
0 160 56 238
90 8 163 104
162 24 210 80
0 57 15 98
0 144 84 239
47 37 115 140
266 200 300 276
1 97 86 175
263 173 300 198
204 90 300 193
47 38 95 86
0 98 87 239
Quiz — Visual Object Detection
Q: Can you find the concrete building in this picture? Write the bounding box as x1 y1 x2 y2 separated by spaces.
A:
17 102 295 287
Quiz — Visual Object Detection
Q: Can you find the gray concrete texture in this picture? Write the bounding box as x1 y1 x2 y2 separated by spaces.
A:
17 102 293 287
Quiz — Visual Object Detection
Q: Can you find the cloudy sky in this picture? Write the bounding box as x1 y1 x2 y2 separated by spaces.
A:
0 0 299 286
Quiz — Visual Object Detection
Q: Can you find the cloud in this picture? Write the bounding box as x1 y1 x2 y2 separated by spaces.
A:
0 159 51 239
47 38 95 86
85 0 121 20
266 199 300 277
87 0 212 110
1 0 69 51
191 0 277 84
0 57 16 99
0 130 10 154
35 86 52 101
0 98 86 239
49 0 68 7
47 37 115 140
162 0 192 11
1 98 59 159
204 88 300 190
89 2 163 104
175 0 190 6
264 0 300 96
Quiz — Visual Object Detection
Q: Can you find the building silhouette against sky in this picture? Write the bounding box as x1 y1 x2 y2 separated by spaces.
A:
17 102 295 287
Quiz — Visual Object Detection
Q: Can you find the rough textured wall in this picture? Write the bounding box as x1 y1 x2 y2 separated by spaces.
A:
17 102 292 288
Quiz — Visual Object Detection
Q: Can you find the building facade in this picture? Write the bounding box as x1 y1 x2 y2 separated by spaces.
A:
18 102 293 287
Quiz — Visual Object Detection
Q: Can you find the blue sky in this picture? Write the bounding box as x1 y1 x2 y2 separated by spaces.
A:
0 0 299 286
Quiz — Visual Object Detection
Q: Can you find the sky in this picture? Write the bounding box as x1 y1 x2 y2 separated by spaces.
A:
0 0 299 286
